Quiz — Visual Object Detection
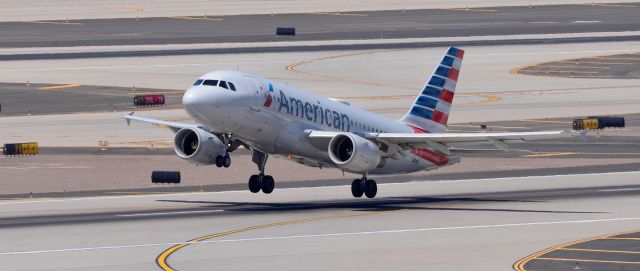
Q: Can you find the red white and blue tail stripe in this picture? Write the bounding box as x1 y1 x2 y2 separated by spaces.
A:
400 47 464 133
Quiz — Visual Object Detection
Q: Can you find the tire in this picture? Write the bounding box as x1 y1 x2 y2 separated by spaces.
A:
364 180 377 198
261 175 275 194
248 175 261 193
223 155 231 168
351 179 364 198
215 156 224 168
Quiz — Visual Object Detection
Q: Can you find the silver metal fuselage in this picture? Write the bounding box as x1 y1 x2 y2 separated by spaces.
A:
183 70 453 175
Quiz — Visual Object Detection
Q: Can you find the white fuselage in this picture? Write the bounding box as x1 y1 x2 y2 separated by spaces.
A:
183 70 457 175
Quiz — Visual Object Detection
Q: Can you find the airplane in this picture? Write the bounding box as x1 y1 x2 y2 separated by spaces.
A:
124 47 567 198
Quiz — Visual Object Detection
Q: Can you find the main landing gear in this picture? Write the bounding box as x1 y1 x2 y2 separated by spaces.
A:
248 174 275 194
351 174 377 198
248 149 275 194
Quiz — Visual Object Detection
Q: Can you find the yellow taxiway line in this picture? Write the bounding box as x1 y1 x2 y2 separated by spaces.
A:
513 229 640 270
559 247 640 254
604 237 640 241
127 91 184 95
286 50 501 104
561 61 633 65
442 8 498 12
581 3 636 7
156 210 401 271
23 20 83 25
534 65 611 69
168 16 223 21
311 12 367 16
518 119 572 124
522 152 576 158
38 84 81 90
535 257 640 264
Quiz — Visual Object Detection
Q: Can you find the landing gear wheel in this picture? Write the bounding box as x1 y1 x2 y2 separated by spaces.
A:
222 155 231 168
261 175 275 194
248 175 261 193
351 179 364 198
364 180 377 198
215 156 224 168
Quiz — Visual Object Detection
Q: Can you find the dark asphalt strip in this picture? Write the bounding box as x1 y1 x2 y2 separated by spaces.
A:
2 35 640 61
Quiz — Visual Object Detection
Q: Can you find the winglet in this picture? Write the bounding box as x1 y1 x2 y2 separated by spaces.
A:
125 112 134 126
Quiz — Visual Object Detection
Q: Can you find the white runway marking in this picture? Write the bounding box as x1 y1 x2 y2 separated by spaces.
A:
116 209 224 217
0 171 637 205
572 20 602 24
599 188 640 192
2 216 639 256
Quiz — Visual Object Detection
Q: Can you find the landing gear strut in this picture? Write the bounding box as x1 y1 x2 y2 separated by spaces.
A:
351 174 377 198
248 149 275 194
215 134 234 168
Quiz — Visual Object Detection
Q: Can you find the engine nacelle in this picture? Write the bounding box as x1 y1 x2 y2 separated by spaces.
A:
173 127 226 165
328 133 383 173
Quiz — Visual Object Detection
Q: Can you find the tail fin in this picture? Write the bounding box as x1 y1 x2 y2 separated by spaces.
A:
399 47 464 133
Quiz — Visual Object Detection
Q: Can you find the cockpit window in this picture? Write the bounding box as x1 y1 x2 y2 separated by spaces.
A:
219 81 228 89
228 82 236 91
193 79 203 86
203 79 219 86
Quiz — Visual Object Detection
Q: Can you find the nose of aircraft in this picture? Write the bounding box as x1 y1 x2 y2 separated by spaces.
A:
182 86 213 116
182 87 197 106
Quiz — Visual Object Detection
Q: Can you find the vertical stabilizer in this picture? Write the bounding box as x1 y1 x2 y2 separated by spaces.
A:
399 47 464 133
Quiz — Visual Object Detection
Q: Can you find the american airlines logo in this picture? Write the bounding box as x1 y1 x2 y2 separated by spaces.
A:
277 90 351 131
263 83 274 108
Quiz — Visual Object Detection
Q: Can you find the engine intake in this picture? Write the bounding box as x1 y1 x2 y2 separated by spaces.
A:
174 127 226 165
328 133 382 173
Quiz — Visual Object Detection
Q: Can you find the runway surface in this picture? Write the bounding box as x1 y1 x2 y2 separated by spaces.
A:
1 171 639 270
3 3 639 48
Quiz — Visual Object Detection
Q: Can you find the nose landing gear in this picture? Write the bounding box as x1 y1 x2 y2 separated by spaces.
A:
215 154 231 168
215 133 234 168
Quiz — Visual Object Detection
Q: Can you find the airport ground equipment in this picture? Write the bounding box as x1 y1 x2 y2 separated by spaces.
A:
573 116 625 130
3 142 38 156
134 94 165 106
151 171 181 184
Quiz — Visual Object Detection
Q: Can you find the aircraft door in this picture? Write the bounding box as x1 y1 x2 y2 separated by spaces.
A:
244 77 264 112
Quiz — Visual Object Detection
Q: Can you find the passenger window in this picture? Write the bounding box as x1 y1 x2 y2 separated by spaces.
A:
228 82 236 91
203 80 218 86
219 81 228 89
193 79 203 86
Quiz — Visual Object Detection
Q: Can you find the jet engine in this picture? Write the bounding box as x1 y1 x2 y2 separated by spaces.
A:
328 133 383 173
173 127 226 165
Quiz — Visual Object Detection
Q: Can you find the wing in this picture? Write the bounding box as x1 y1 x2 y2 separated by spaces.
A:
122 112 195 133
374 131 568 154
307 130 570 155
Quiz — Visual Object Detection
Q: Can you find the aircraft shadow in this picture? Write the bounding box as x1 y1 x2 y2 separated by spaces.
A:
157 196 602 215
